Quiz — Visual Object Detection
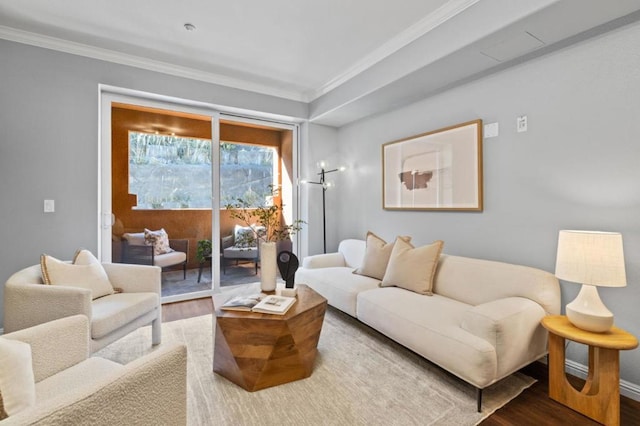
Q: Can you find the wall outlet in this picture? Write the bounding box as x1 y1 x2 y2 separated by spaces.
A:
517 115 528 132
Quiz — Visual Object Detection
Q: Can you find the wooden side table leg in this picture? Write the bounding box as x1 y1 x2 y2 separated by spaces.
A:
548 335 621 426
548 332 566 403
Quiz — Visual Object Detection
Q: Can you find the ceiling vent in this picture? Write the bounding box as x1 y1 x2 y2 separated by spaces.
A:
480 31 545 62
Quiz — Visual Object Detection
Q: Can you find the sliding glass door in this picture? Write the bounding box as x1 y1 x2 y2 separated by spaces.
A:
99 88 299 301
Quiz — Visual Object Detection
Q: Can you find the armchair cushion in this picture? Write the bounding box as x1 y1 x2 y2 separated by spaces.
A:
0 337 36 416
40 251 114 300
91 293 159 339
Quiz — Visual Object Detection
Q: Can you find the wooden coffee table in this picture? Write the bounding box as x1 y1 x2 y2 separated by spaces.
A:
213 284 327 391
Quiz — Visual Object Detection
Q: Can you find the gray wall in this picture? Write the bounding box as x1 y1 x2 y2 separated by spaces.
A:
299 123 340 258
336 22 640 387
0 39 307 327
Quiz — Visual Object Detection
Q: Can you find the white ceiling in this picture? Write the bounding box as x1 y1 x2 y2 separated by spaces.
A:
2 0 640 126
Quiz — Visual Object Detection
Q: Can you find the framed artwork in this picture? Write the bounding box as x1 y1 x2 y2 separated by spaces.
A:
382 119 483 211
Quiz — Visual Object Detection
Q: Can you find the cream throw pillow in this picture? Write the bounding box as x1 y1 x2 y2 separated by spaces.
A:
0 337 36 417
381 238 444 295
41 250 114 300
353 232 410 280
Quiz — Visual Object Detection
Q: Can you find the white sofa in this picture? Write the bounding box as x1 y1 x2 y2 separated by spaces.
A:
0 315 187 425
295 239 561 410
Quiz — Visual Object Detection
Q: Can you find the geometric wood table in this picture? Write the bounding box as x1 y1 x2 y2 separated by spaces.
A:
541 315 638 426
213 284 327 391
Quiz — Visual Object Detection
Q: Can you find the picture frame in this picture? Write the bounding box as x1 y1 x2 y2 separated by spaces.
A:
382 119 483 211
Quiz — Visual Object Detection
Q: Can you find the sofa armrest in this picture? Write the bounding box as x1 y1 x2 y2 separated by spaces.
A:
102 263 161 295
301 252 346 269
4 344 188 426
3 282 92 333
2 315 90 383
461 297 547 375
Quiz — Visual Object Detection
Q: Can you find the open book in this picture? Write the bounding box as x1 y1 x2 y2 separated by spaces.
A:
220 294 262 312
251 295 296 315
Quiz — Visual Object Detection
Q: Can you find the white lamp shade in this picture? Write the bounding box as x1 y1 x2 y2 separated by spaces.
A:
555 230 626 287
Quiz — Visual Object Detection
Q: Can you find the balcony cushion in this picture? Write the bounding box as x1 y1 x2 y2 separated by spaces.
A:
224 246 258 260
91 293 159 339
153 251 187 268
144 228 174 255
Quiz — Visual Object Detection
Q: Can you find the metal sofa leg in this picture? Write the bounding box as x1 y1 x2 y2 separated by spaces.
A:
152 316 162 346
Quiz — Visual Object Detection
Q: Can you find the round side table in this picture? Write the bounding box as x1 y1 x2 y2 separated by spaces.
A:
541 315 638 426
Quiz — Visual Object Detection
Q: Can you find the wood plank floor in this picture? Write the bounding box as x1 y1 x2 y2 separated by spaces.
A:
163 298 640 425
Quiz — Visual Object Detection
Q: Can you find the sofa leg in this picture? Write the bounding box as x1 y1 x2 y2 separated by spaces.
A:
152 316 162 346
476 388 483 412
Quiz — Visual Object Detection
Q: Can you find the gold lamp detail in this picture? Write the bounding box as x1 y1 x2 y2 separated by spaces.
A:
554 230 626 333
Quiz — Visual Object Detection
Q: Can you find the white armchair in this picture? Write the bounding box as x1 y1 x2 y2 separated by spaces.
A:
4 262 162 352
0 315 187 425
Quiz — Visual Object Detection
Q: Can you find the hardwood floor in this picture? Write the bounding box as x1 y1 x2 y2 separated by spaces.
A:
163 298 640 425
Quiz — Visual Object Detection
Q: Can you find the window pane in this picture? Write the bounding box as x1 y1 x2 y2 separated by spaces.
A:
220 142 276 208
129 132 212 209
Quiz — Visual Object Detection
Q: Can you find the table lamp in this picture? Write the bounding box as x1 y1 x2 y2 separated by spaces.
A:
554 230 626 332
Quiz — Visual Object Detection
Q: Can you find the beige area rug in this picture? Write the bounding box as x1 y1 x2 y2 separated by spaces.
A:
96 308 535 426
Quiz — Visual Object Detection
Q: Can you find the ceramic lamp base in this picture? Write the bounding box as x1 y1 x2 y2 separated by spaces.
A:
566 284 614 333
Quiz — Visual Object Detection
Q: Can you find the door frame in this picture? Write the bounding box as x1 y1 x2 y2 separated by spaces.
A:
98 85 301 303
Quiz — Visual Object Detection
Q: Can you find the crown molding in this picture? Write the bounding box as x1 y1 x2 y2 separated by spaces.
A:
0 25 307 102
308 0 481 101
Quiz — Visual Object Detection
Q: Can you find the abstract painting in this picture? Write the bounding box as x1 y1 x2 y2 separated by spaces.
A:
382 120 483 211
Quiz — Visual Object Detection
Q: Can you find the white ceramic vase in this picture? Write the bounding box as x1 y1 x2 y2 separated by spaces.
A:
260 241 277 292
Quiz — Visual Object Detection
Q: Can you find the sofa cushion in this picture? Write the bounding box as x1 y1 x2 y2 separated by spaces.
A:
356 287 497 388
381 239 443 295
297 267 380 317
433 254 561 314
91 293 159 339
354 232 409 280
0 337 36 417
41 252 114 300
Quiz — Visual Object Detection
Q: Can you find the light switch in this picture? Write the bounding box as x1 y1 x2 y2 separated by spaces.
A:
44 199 55 213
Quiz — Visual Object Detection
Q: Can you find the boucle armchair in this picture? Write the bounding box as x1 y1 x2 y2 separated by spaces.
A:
4 262 162 352
0 315 187 425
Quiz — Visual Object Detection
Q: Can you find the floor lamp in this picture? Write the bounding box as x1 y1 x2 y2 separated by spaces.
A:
303 163 344 253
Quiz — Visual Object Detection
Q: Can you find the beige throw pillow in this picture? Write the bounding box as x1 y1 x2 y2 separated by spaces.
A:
381 238 444 295
353 232 410 280
0 337 36 417
41 250 114 300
